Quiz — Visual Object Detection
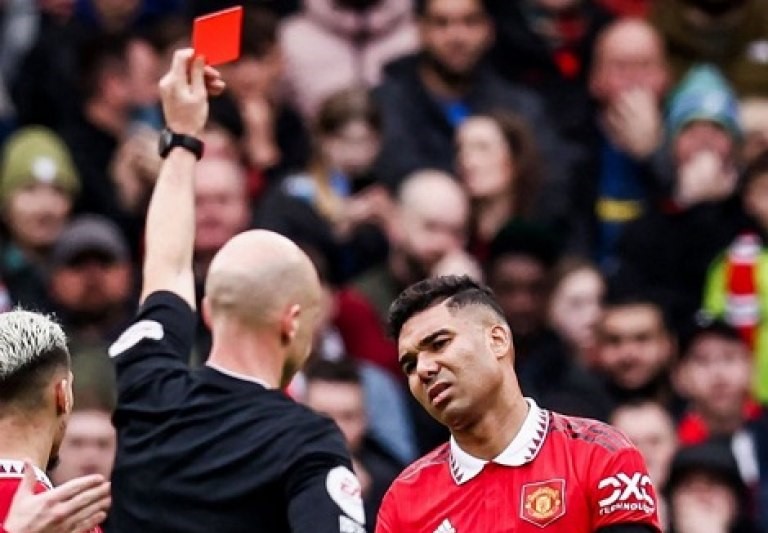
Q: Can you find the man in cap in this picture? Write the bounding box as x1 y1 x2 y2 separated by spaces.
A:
49 215 135 347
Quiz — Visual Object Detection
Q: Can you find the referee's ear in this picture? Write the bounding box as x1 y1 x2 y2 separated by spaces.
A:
201 296 213 330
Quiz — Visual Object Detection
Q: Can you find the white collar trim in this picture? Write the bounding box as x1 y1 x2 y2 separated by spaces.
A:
449 398 549 485
0 459 53 490
206 362 274 389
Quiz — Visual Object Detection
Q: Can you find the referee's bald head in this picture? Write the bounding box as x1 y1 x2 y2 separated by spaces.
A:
204 230 323 379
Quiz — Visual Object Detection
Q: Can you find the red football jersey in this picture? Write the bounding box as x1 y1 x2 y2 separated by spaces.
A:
0 460 102 533
376 400 661 533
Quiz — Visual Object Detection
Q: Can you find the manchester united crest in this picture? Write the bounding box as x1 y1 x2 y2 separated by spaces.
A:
520 479 566 527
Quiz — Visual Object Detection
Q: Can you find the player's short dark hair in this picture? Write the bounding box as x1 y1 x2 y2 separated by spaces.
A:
388 275 505 339
304 356 361 386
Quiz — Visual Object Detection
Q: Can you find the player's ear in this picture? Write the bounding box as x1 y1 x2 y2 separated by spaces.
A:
280 304 301 346
488 323 511 360
55 372 74 416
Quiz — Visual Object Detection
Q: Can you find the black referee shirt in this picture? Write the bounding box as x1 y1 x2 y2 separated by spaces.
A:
106 291 366 533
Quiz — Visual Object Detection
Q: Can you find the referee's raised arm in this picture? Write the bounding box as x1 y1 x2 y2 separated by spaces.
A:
140 49 224 308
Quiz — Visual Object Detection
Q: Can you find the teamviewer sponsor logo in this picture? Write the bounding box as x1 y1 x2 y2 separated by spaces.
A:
597 472 656 516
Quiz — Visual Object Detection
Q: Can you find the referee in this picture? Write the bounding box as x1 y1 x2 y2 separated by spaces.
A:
105 50 366 533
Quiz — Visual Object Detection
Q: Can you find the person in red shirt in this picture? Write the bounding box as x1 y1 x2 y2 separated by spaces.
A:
378 275 661 533
0 310 110 533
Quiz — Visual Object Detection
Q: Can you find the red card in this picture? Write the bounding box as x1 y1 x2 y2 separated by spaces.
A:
192 6 243 66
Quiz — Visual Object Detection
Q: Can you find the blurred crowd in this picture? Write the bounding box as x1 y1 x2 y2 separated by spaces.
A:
2 0 768 531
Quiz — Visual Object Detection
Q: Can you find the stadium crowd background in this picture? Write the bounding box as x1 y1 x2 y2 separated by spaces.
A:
1 0 768 531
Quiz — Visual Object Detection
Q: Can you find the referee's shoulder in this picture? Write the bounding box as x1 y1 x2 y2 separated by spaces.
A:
548 411 635 454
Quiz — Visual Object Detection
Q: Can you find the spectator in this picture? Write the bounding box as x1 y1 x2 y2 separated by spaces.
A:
673 317 761 492
594 291 676 410
280 0 418 119
303 357 404 533
702 152 768 403
547 257 605 368
739 98 768 166
574 18 670 268
611 399 677 530
486 0 612 161
0 310 111 532
48 215 136 348
61 33 145 246
373 0 566 205
651 0 768 96
257 87 392 282
0 126 80 310
49 393 116 486
214 6 310 187
665 439 761 533
485 221 610 420
613 64 743 328
455 110 546 258
10 0 80 130
353 169 472 324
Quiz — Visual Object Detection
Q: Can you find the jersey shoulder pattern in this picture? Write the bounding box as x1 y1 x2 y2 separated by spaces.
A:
395 443 450 483
549 412 635 453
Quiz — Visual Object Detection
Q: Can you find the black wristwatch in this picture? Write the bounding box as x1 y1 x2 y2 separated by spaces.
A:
158 128 204 160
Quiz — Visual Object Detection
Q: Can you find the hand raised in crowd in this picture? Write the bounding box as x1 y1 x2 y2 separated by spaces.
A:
158 48 226 137
604 88 663 160
675 149 738 207
111 126 162 213
3 461 111 533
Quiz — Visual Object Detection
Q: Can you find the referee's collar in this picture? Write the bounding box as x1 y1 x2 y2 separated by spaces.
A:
448 398 549 485
0 459 53 490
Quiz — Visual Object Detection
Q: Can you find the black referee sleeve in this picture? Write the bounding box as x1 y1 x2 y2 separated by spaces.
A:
285 455 366 533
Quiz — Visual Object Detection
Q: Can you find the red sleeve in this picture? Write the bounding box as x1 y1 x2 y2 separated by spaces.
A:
333 288 400 376
375 487 399 533
589 447 662 532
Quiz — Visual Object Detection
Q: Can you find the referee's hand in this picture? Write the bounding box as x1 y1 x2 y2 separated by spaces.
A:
159 48 226 137
3 460 111 533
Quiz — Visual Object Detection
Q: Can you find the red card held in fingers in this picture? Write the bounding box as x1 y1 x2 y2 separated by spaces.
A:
192 6 243 66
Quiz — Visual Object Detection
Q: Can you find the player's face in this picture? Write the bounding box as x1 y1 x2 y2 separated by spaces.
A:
398 301 508 430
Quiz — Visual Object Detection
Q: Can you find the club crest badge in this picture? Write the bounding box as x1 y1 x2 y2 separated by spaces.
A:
520 479 566 527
